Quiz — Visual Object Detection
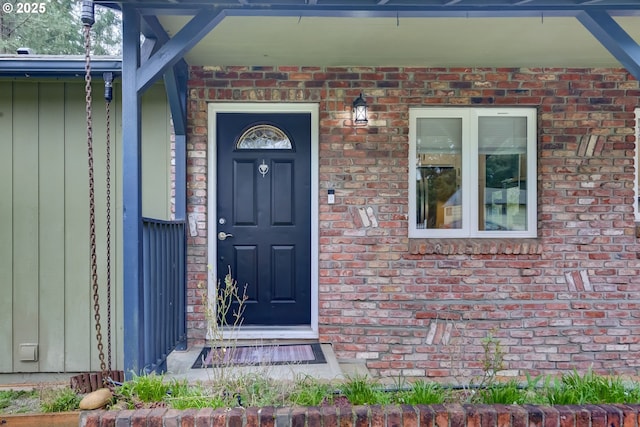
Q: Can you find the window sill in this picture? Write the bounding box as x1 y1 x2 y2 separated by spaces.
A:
409 238 542 255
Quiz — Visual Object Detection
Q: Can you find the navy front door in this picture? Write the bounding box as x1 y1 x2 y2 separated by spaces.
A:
216 112 311 325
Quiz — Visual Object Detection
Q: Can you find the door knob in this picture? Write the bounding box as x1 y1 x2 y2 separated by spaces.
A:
218 231 233 241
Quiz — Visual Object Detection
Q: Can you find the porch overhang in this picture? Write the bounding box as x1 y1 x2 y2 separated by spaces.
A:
99 0 640 377
100 0 640 91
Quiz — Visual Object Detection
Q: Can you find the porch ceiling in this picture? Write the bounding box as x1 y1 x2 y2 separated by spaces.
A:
99 0 640 68
155 14 640 68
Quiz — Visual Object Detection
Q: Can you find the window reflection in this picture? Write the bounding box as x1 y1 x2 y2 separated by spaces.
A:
415 118 462 230
478 117 527 231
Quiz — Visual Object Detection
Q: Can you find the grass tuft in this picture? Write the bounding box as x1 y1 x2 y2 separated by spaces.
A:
40 387 81 413
288 375 335 406
339 375 391 405
394 380 448 405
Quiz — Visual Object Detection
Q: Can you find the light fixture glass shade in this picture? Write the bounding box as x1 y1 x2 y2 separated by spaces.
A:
353 93 368 125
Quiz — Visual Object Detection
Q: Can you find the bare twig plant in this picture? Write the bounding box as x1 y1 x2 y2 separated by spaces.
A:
200 265 248 383
195 266 309 404
474 330 505 391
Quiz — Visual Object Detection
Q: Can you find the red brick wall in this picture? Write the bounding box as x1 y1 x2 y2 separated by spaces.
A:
81 404 640 427
186 66 640 380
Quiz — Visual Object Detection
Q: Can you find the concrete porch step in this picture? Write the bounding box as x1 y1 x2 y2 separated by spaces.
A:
165 343 370 383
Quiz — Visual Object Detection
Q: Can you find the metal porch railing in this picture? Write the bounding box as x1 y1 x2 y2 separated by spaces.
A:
141 218 187 373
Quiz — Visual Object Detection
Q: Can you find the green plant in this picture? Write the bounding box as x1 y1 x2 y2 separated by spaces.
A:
40 387 81 413
448 329 507 402
339 375 391 405
544 369 638 405
542 374 578 405
394 380 447 405
288 375 336 406
165 384 228 410
235 373 296 407
539 369 635 405
115 373 174 407
445 325 507 393
624 385 640 403
477 380 527 405
476 331 504 389
167 393 228 410
520 372 547 404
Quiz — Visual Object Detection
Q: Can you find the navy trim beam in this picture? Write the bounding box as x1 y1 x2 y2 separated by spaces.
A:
122 2 144 377
163 65 188 220
136 8 226 93
142 14 188 219
577 10 640 81
122 3 191 375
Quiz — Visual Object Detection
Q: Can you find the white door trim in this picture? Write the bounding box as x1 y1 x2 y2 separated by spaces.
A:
207 102 319 339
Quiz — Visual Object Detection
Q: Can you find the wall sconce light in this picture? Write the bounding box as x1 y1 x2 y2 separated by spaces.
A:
352 93 368 125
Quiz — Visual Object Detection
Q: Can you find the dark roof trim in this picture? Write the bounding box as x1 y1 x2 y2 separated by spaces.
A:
98 0 640 17
96 0 640 7
0 56 122 78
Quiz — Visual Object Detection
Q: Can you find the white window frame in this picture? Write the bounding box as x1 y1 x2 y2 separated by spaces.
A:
635 107 640 222
409 107 538 238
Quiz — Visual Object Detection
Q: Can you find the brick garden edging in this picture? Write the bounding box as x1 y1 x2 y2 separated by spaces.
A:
79 404 640 426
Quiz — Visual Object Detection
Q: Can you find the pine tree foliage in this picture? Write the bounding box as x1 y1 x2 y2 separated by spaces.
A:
0 0 121 55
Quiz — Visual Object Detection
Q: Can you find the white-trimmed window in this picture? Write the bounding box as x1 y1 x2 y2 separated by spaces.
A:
409 107 537 238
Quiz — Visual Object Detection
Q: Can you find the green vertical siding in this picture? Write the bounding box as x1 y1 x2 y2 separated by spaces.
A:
63 81 92 372
0 80 171 373
38 83 67 371
12 83 40 373
0 82 14 372
142 85 173 220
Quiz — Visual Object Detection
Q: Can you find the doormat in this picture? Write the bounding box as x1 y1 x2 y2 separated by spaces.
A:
192 343 326 369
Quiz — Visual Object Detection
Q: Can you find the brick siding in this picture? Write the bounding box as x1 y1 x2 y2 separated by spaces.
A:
186 66 640 380
80 404 640 427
